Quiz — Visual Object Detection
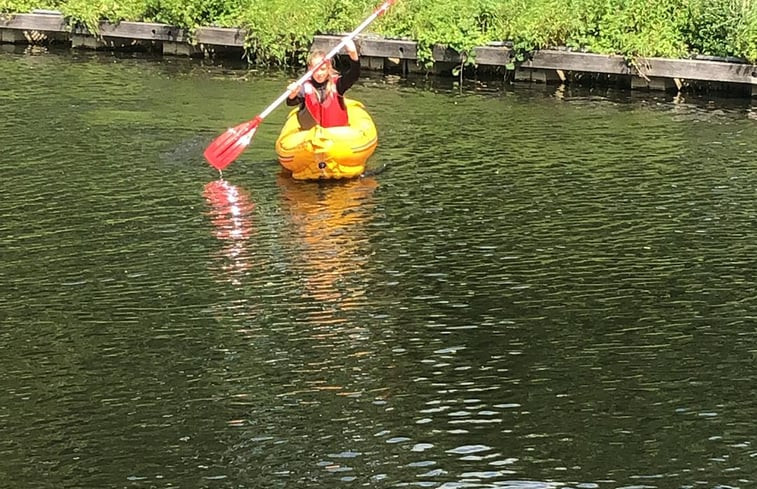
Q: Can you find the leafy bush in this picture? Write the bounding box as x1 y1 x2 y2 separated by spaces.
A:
59 0 240 32
683 0 741 58
232 0 329 65
733 0 757 61
379 0 494 67
61 0 148 32
487 0 588 62
585 0 689 58
0 0 62 13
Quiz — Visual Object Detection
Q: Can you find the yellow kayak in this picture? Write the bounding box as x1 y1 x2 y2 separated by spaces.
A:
275 99 378 180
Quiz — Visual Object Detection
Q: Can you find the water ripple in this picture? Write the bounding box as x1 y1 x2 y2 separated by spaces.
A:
2 50 757 489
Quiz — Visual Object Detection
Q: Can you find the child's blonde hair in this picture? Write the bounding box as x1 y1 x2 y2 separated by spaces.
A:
307 50 339 98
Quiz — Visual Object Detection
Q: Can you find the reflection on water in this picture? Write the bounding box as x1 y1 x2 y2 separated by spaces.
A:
271 174 382 404
204 179 256 286
278 173 378 312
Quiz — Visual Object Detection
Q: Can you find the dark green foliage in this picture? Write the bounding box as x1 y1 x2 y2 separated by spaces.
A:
683 0 741 58
142 0 233 28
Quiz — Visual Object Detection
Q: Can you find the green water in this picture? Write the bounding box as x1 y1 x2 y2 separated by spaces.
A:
1 45 756 489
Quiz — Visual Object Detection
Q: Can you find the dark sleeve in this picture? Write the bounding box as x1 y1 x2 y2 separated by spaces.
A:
286 92 304 107
336 57 361 95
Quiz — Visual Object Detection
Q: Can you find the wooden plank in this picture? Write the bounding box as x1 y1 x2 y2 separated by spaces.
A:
195 27 246 47
524 50 633 75
645 57 757 84
523 49 757 85
431 45 461 63
95 21 187 42
0 13 67 32
362 38 417 59
473 46 512 66
313 35 418 60
314 35 510 66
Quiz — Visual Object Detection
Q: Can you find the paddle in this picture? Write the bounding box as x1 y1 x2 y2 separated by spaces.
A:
204 0 397 171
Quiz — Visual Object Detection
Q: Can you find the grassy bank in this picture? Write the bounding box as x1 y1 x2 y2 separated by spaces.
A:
3 0 757 66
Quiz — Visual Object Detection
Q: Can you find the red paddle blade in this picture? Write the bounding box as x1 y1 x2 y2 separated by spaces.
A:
204 116 262 170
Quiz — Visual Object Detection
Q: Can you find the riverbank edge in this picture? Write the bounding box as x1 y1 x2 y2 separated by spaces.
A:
3 11 757 97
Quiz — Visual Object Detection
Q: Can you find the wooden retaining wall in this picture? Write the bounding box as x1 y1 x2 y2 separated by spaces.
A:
0 11 246 57
312 34 757 96
3 11 757 96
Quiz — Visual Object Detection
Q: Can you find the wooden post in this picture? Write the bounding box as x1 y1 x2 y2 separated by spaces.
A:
631 76 679 92
163 41 202 57
515 67 562 84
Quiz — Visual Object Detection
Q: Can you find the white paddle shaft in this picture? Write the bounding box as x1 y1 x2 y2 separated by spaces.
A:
258 0 395 120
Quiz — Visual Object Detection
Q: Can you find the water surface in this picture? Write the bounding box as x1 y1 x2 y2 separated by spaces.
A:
1 46 756 488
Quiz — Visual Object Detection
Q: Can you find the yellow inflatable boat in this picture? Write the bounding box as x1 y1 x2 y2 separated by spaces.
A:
275 99 378 180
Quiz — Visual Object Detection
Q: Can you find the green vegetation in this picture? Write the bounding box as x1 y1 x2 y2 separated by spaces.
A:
3 0 757 66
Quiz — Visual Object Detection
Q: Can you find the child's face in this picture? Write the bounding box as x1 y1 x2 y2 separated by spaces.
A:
310 56 330 83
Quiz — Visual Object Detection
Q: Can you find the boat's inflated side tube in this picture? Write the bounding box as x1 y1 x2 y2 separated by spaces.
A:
275 99 378 180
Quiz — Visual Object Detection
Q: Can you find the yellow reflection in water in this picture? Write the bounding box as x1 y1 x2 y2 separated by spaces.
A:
276 173 381 399
277 172 378 314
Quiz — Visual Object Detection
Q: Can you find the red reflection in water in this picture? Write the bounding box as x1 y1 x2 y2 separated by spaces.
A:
203 179 255 285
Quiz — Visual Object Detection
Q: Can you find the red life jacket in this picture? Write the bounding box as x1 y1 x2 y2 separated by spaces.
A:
303 78 349 127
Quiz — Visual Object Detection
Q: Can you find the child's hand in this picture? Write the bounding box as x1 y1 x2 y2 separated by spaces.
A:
287 83 300 97
344 39 358 59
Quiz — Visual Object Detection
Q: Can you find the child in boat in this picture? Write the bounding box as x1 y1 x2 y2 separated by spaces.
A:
286 39 360 130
